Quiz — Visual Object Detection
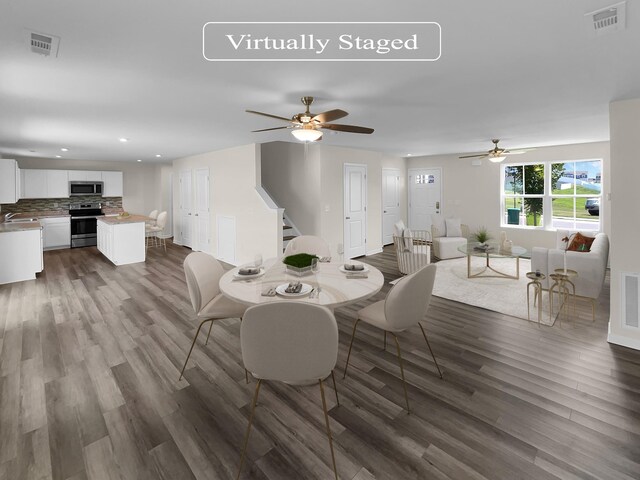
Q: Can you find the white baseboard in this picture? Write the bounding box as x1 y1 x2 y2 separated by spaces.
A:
607 332 640 351
366 248 383 256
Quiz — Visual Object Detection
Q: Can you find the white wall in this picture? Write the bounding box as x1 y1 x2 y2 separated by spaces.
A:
172 143 280 265
13 156 162 215
318 145 406 257
406 141 610 251
261 142 322 235
608 98 640 350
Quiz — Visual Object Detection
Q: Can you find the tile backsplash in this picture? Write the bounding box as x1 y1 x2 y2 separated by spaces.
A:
1 196 122 214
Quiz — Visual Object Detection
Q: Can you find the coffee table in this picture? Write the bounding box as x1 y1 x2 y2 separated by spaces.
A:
457 242 527 279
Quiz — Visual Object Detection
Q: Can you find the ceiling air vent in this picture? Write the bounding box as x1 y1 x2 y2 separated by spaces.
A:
585 2 626 36
26 30 61 57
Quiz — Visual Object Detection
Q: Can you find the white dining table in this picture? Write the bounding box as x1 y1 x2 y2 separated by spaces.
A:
219 258 384 309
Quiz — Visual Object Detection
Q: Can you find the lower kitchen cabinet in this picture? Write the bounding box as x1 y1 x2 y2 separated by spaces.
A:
41 217 71 250
97 219 145 265
0 227 43 285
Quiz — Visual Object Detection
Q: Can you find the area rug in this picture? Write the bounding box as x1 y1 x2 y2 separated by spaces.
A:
430 256 557 326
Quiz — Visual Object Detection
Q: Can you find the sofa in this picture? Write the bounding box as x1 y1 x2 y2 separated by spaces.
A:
531 230 609 318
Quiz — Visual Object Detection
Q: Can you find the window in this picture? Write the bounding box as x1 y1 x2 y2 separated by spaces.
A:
415 174 434 184
502 164 545 227
501 159 602 230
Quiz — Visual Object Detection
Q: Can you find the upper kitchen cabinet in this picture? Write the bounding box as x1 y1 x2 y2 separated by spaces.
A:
102 171 123 197
0 159 21 203
68 170 103 181
21 169 69 198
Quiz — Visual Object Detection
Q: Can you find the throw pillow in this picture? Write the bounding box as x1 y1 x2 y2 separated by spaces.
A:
394 220 406 238
446 218 462 237
431 215 446 238
402 228 414 251
567 232 595 252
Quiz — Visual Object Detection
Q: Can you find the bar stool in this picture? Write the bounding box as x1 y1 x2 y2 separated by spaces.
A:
526 271 546 327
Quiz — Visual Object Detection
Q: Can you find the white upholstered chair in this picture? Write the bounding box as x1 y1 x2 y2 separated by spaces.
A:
430 215 469 260
283 235 331 258
146 211 168 251
343 264 442 412
148 209 159 224
179 252 247 380
237 302 340 480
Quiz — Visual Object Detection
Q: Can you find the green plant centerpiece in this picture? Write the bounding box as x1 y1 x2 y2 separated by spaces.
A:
473 227 492 245
283 253 318 276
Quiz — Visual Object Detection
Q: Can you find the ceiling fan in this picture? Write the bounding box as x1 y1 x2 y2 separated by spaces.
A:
459 139 532 163
246 96 374 142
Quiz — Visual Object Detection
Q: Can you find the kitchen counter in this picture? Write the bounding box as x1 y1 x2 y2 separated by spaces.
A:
5 211 70 219
0 221 42 233
98 214 149 225
102 207 125 215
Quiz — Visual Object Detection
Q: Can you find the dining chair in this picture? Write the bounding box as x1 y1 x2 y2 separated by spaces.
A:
146 211 168 251
237 302 340 480
180 252 247 380
148 209 159 224
343 263 442 413
283 235 331 258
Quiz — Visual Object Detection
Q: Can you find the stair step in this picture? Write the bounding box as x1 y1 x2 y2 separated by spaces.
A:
283 235 297 241
283 225 292 230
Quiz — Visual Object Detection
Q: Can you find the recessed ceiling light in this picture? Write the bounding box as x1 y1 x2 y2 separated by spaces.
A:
55 155 62 158
119 138 129 143
137 159 142 162
60 147 69 152
406 153 412 156
155 154 162 158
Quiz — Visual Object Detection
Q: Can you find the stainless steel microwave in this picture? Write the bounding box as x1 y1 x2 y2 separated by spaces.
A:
69 181 103 196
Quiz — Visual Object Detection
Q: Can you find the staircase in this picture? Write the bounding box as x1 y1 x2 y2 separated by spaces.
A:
282 212 300 252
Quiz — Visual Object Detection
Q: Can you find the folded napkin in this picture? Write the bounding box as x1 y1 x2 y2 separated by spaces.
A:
343 263 365 271
346 273 368 279
285 282 303 294
238 267 260 275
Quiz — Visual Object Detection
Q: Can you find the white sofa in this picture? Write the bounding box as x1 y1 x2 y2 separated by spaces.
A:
531 230 609 317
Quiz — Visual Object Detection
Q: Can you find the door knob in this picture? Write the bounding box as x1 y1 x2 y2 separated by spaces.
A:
384 210 387 213
195 213 198 216
346 216 351 219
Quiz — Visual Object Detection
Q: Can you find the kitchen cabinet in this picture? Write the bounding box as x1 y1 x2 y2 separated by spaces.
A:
41 217 70 249
0 226 43 285
0 159 20 203
22 169 69 198
46 170 69 198
102 171 123 197
97 218 145 265
68 170 103 182
22 169 47 199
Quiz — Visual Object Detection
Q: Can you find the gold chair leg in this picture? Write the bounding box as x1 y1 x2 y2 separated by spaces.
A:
205 320 215 345
343 318 360 379
236 379 262 480
392 334 411 413
383 331 387 351
319 379 339 480
245 369 249 384
330 370 340 406
418 323 443 379
179 318 214 380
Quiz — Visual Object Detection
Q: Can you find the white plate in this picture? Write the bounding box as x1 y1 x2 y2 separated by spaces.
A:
338 265 370 274
233 268 265 279
275 283 313 297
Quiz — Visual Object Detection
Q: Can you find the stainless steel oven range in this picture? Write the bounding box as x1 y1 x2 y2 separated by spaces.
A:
69 203 104 248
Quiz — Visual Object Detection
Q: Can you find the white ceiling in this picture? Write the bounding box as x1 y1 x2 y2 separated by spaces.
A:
1 0 639 163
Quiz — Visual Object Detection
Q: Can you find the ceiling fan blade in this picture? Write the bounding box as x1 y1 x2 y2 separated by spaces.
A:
458 153 488 159
251 126 291 133
312 109 348 124
245 110 293 123
320 123 374 134
503 149 532 155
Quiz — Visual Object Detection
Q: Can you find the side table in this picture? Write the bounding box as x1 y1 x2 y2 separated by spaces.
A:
526 272 546 326
549 268 578 324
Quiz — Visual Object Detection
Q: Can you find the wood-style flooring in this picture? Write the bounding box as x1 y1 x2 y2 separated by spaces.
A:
1 241 639 480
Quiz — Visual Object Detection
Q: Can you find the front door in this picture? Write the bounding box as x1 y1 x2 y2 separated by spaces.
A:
408 168 441 231
344 164 367 259
382 168 401 245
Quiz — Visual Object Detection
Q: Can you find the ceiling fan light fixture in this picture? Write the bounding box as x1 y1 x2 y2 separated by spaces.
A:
489 155 506 163
291 126 322 142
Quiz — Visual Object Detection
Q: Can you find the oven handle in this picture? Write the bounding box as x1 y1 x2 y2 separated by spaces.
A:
71 215 103 220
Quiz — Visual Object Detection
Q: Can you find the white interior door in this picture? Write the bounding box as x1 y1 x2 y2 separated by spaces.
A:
194 168 211 253
409 168 441 231
382 168 401 245
179 170 193 248
344 164 367 259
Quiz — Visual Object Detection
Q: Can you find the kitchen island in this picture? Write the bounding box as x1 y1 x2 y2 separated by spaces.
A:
0 220 43 284
97 215 147 266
